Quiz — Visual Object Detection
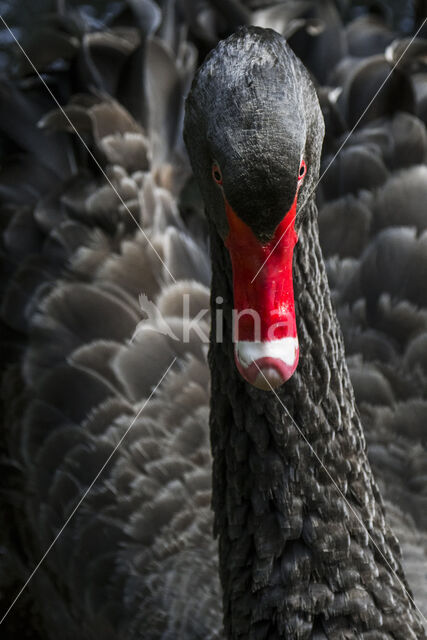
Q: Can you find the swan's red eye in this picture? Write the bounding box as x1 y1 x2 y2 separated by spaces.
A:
298 160 306 180
212 163 223 185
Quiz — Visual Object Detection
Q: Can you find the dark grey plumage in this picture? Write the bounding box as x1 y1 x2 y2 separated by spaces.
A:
0 4 427 640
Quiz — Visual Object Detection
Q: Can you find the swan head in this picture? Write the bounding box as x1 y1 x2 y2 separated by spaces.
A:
184 27 324 390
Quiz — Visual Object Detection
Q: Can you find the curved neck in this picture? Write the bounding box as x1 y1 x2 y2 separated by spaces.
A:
209 202 424 638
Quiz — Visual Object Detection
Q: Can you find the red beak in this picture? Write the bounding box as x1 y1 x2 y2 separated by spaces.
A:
224 193 300 390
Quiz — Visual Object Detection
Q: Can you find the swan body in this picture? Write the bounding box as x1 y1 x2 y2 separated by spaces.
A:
0 2 426 639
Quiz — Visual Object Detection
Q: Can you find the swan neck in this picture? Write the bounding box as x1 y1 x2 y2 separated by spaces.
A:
208 202 423 638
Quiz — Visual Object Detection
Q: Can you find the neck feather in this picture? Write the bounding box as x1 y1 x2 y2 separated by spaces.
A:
208 201 424 639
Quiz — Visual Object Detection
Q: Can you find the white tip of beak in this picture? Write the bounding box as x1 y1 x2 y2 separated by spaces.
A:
234 338 299 390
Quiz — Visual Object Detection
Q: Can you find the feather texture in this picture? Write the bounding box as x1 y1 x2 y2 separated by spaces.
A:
0 2 426 639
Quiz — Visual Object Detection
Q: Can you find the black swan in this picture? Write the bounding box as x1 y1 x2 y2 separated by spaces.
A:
0 2 426 639
184 26 426 638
